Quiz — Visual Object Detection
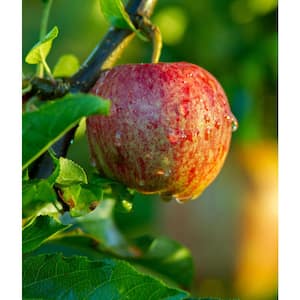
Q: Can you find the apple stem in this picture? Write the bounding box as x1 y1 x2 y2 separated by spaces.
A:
137 16 162 63
137 0 158 18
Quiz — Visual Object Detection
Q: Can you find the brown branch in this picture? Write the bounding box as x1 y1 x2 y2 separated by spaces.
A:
29 0 159 179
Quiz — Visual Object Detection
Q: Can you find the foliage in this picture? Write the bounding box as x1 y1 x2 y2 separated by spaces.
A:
22 93 110 169
23 0 277 298
22 1 212 299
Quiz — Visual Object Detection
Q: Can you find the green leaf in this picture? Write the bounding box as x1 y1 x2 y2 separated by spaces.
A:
59 174 133 217
53 54 80 77
62 199 130 256
22 179 57 217
22 93 111 170
60 183 103 216
31 235 109 259
25 26 59 65
99 0 135 30
131 235 194 288
23 254 189 300
22 215 68 253
55 157 88 187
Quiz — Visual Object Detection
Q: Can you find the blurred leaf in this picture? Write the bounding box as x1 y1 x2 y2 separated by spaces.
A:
23 253 189 300
55 157 88 187
99 0 135 30
22 215 68 253
22 179 56 217
131 235 194 288
53 54 80 77
22 93 111 170
25 26 58 65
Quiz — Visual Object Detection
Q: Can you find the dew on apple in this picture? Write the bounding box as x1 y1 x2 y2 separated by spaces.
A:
204 114 210 123
175 198 185 204
168 130 179 145
138 179 145 186
160 192 174 202
231 117 238 132
156 169 165 175
179 99 189 117
163 169 172 177
87 62 237 202
214 120 221 130
204 127 211 141
145 153 152 159
114 131 122 146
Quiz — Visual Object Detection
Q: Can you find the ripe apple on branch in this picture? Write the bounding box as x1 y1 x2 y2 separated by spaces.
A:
87 62 237 202
27 0 237 204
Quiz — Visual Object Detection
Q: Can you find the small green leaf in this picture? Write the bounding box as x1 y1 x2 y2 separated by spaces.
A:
53 54 80 77
55 157 88 186
59 174 133 217
22 93 111 170
23 254 189 300
131 235 194 288
62 199 130 255
25 26 59 65
22 215 68 253
99 0 135 30
60 183 103 216
22 179 57 217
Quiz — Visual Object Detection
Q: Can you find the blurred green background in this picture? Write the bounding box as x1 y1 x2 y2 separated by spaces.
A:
23 0 278 299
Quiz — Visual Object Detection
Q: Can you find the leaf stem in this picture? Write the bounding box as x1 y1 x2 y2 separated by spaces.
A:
37 0 54 77
42 56 54 79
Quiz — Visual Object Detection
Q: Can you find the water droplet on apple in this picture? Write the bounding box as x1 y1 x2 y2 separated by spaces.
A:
224 114 231 121
160 192 174 202
180 130 187 140
163 169 172 177
204 127 211 141
168 132 178 145
175 198 185 204
180 99 190 117
214 120 221 130
115 131 122 146
156 169 165 175
224 113 238 132
231 117 238 132
70 139 74 145
204 114 210 123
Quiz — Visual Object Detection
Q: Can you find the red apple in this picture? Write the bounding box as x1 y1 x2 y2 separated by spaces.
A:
86 62 237 202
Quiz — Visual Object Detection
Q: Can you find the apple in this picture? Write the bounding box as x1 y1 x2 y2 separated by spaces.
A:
86 62 237 202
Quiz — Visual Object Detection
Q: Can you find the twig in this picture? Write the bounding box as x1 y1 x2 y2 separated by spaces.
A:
29 0 160 180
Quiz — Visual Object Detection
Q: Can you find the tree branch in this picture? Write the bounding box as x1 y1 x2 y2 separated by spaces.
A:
29 0 159 179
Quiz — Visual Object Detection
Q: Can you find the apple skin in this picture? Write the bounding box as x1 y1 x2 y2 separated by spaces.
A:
86 62 237 202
